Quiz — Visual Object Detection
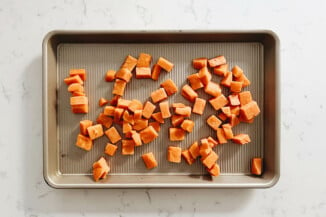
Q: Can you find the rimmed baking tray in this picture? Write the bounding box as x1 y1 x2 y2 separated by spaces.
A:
43 30 280 188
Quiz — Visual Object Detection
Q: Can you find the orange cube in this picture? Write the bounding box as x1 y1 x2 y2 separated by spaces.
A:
220 71 232 87
117 98 131 109
105 126 122 143
239 91 252 105
96 113 113 128
207 136 218 147
187 73 204 90
192 57 207 69
122 110 134 125
188 141 200 159
232 134 251 145
160 79 178 96
112 79 127 96
230 106 240 116
105 143 118 156
180 119 194 133
209 94 228 110
208 163 220 177
231 65 244 78
213 64 228 76
159 101 171 119
167 146 182 163
131 131 142 146
169 128 185 141
181 150 195 165
171 115 184 127
151 64 162 81
216 128 227 144
105 70 116 82
181 84 198 102
149 121 161 132
218 112 228 121
235 73 251 87
64 75 83 85
122 140 135 155
123 122 132 134
151 112 164 124
198 67 212 85
192 98 206 115
140 126 159 144
114 107 124 123
151 88 168 103
137 53 152 67
99 97 109 107
172 103 186 109
76 134 93 151
204 81 222 97
228 94 240 106
109 95 120 106
115 68 132 83
222 124 234 139
230 114 240 127
251 157 262 175
70 96 88 106
157 57 174 72
142 101 156 119
136 67 151 79
128 99 143 113
201 151 219 169
92 157 110 182
240 101 260 120
230 81 242 93
175 106 191 117
70 69 86 81
133 119 148 131
121 55 138 71
206 115 222 131
142 152 158 169
68 83 84 93
71 104 88 114
87 124 104 140
133 109 142 121
104 105 115 116
208 55 226 67
80 120 93 136
221 106 232 117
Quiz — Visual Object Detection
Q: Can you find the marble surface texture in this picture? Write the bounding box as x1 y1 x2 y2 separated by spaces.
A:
0 0 325 216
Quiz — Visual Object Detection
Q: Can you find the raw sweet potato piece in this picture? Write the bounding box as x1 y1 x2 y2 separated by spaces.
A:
199 143 212 159
157 57 174 72
80 120 93 136
192 57 207 69
96 113 113 128
231 65 244 78
167 146 182 163
149 121 160 132
99 97 109 107
181 84 198 102
71 104 89 113
115 68 132 83
232 134 251 145
198 67 212 85
230 81 243 93
140 126 159 144
122 110 134 125
221 106 232 118
68 83 84 93
169 128 185 141
202 151 219 169
151 88 168 103
209 95 228 110
70 96 88 106
151 112 164 124
187 73 204 90
117 98 131 109
128 99 143 113
133 119 148 131
228 94 240 106
151 64 161 81
87 124 104 140
112 79 127 96
159 101 171 119
222 124 233 139
213 64 228 76
192 98 206 115
131 131 142 146
121 140 135 155
160 79 178 96
204 81 221 97
70 69 86 81
240 101 260 120
114 108 124 123
188 141 200 159
171 115 184 127
208 56 226 67
136 67 151 79
208 163 220 176
251 157 262 175
206 115 222 131
239 91 252 105
235 73 251 87
230 106 240 116
105 126 122 143
64 75 83 85
175 106 191 117
182 150 195 165
72 91 85 96
92 157 110 181
218 112 228 121
216 128 227 144
76 134 93 151
105 70 116 82
230 114 240 127
207 136 218 147
172 103 186 109
142 101 156 119
105 143 118 156
104 105 115 116
181 119 194 133
123 122 132 134
142 152 158 169
109 95 120 106
239 115 254 123
121 55 138 71
137 53 152 67
220 71 232 87
133 109 142 121
124 131 133 139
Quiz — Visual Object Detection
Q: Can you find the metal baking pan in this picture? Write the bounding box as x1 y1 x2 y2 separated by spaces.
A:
43 30 280 188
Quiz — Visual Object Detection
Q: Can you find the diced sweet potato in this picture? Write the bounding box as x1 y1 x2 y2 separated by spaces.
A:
230 106 240 116
201 150 219 169
105 126 122 143
68 83 84 93
159 101 171 119
124 131 133 139
222 124 233 139
71 104 89 113
115 68 132 83
251 157 262 175
231 65 244 78
149 121 160 132
208 163 220 176
240 101 260 120
117 98 131 109
172 103 186 109
181 84 198 102
206 115 222 131
204 81 221 97
76 134 93 151
200 139 213 158
151 88 168 103
121 140 135 155
92 157 110 181
70 69 86 81
232 134 251 145
112 79 127 96
142 152 158 169
160 79 178 96
182 150 195 165
220 71 232 87
105 70 116 82
188 141 200 159
198 67 212 85
99 97 109 107
105 143 118 156
169 128 185 141
133 109 142 121
230 114 240 127
104 106 115 116
70 96 88 106
128 99 143 113
142 101 156 119
133 119 148 131
192 57 207 69
187 73 204 90
96 113 113 128
167 146 182 163
171 115 184 127
140 126 159 144
192 98 206 115
235 73 251 87
80 120 93 136
213 64 228 76
123 122 132 134
207 136 218 147
157 57 174 72
151 64 161 81
175 106 191 117
136 67 151 79
151 112 164 124
230 81 242 93
121 55 138 71
72 91 85 96
218 112 228 121
239 114 255 123
228 94 240 106
216 128 227 144
239 91 252 105
221 106 232 117
109 95 120 106
180 119 194 133
209 95 228 110
87 124 104 140
137 53 152 67
64 75 83 85
131 131 142 146
114 108 124 123
208 56 226 67
122 110 134 125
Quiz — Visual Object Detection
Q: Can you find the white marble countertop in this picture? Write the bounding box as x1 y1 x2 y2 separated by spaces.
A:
1 0 325 216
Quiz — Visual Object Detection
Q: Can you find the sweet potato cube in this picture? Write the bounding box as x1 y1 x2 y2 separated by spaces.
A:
204 81 222 97
208 56 226 67
64 75 83 85
160 79 178 96
70 96 88 106
68 83 84 93
207 136 218 147
133 109 142 121
239 91 252 105
181 150 195 165
157 57 174 72
240 101 260 120
137 53 152 67
87 124 104 140
142 101 156 119
70 69 86 81
169 128 185 141
149 122 161 132
114 108 124 123
202 151 219 169
123 122 132 134
151 64 162 81
115 68 132 83
239 115 255 123
71 104 88 113
232 134 251 145
105 126 122 143
230 81 243 93
105 143 118 156
136 67 151 79
181 119 194 133
76 134 93 151
235 73 251 87
140 126 159 144
112 79 126 96
251 158 262 175
228 94 240 106
188 141 200 159
121 140 135 155
122 110 134 125
121 55 138 71
216 128 227 144
220 71 232 87
92 157 110 181
105 70 116 82
80 120 93 136
213 64 228 76
231 65 244 78
172 103 186 109
221 106 232 117
207 115 222 131
117 98 131 109
209 95 228 110
128 99 143 113
133 119 148 131
218 112 228 121
151 112 164 124
222 124 234 139
104 106 115 116
198 66 212 85
230 106 240 116
192 57 207 69
99 97 109 107
192 98 206 115
159 101 171 119
208 163 220 176
181 84 198 102
167 146 182 163
151 88 168 103
96 113 113 128
187 73 204 90
142 152 158 169
109 95 120 106
230 114 240 127
131 131 142 146
175 106 191 117
171 115 184 127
